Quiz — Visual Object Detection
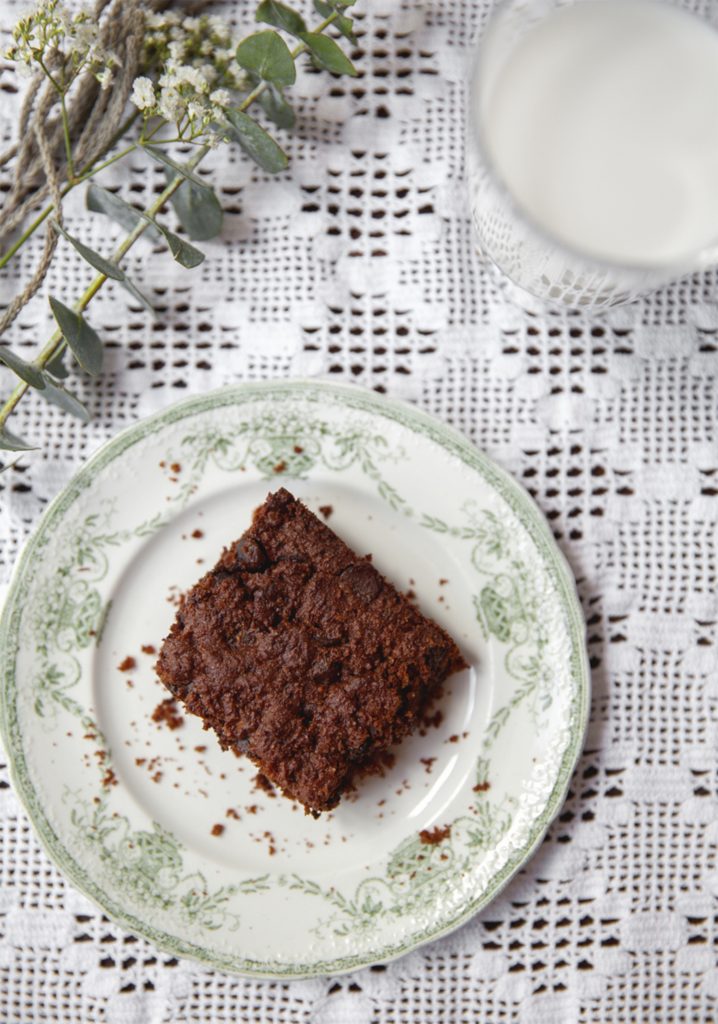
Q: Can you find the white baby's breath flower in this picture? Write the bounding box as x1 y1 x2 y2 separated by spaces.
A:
208 15 230 40
187 99 208 123
157 86 184 123
167 39 185 62
182 16 201 32
199 63 218 84
209 88 231 109
95 66 113 88
130 76 156 111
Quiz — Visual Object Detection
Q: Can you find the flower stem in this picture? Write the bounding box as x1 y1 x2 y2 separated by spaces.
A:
0 111 140 270
0 144 138 270
0 7 343 440
0 146 209 431
59 92 76 181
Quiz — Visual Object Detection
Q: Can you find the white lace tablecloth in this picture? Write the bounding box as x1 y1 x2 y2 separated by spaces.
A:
1 1 717 1021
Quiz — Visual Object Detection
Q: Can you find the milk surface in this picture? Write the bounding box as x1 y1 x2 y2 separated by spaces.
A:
478 0 718 265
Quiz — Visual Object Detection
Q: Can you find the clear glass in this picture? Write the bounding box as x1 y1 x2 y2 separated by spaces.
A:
467 0 718 309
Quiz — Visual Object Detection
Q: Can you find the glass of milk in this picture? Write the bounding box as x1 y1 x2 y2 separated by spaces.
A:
467 0 718 307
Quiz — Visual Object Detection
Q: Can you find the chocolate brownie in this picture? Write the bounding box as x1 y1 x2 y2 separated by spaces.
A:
156 488 467 813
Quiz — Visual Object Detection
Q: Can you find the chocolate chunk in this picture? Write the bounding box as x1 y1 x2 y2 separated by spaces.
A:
235 535 269 573
340 561 382 604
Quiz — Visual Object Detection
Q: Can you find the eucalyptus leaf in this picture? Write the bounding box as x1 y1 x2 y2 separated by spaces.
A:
45 348 69 380
258 84 295 129
301 32 357 75
119 277 155 314
225 110 289 173
313 0 356 43
89 181 204 268
37 378 91 422
159 227 205 269
54 220 154 311
236 30 296 87
167 172 223 241
255 0 307 37
87 184 160 241
0 347 46 389
141 144 213 193
49 296 103 376
52 222 123 281
0 426 37 452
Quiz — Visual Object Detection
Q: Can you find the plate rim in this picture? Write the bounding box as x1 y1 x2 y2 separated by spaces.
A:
0 379 590 978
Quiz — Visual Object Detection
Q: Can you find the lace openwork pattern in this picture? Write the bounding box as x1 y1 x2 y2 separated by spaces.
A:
1 1 717 1021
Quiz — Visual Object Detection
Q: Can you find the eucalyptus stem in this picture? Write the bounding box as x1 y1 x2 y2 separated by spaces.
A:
0 111 140 269
0 3 353 445
0 144 138 270
0 146 208 431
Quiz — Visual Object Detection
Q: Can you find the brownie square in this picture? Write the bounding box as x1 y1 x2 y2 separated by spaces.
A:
156 488 466 813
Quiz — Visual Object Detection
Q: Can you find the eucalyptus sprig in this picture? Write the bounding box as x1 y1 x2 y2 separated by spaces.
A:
0 0 359 459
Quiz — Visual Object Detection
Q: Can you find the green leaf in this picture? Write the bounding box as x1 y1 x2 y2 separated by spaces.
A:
258 85 295 129
141 144 214 193
0 347 46 389
52 222 123 280
236 30 296 87
300 32 357 75
167 172 223 241
255 0 307 37
86 184 160 240
49 297 103 376
37 377 91 422
225 110 288 173
0 426 37 452
119 277 155 314
159 226 205 269
313 0 357 43
45 348 69 380
88 182 204 268
54 221 154 312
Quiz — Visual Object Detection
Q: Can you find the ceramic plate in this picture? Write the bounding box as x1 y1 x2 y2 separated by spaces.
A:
0 380 588 977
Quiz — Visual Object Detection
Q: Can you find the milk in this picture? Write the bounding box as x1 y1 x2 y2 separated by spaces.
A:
476 0 718 267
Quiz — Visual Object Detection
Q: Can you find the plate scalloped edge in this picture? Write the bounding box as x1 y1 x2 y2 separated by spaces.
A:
0 379 590 978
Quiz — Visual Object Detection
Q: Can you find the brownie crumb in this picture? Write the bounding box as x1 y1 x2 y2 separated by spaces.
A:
101 768 118 789
170 462 181 474
448 734 460 743
439 578 449 586
293 445 304 454
473 780 491 793
191 529 204 539
151 770 163 784
406 589 416 601
151 698 184 731
141 644 156 655
211 823 225 837
194 745 207 753
253 772 276 797
420 757 436 773
419 824 451 845
246 804 259 815
423 709 444 730
117 656 136 672
273 461 287 474
226 808 241 820
135 757 146 766
318 504 333 520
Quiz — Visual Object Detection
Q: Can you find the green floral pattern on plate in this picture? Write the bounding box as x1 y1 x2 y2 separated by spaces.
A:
0 381 589 977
